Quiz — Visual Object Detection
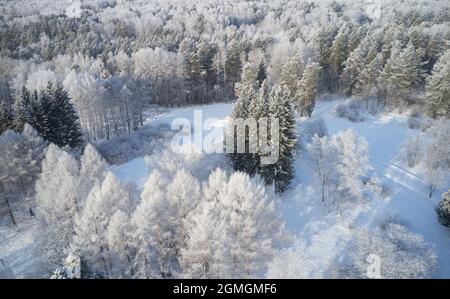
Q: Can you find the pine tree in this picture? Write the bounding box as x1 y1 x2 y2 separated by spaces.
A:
295 62 321 116
279 55 303 96
224 40 242 98
0 103 13 134
105 210 134 278
339 45 367 96
436 190 450 227
14 86 32 131
354 53 383 99
50 83 84 148
228 80 258 175
425 49 450 118
256 60 267 87
241 61 259 88
20 84 84 149
266 85 296 193
328 26 349 91
379 42 425 109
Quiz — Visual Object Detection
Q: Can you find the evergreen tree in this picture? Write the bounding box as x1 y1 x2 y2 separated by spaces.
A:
0 103 13 134
295 62 321 116
339 45 367 96
425 49 450 118
328 26 349 91
436 190 450 227
228 80 258 175
279 55 303 96
224 40 242 98
241 61 259 88
20 84 84 149
14 86 32 131
256 60 267 87
49 83 84 148
265 85 296 193
379 42 425 109
354 53 383 99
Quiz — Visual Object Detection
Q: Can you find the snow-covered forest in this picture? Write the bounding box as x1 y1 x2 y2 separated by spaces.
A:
0 0 449 279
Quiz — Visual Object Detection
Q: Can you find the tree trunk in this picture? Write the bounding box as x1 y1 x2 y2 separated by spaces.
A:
0 182 16 225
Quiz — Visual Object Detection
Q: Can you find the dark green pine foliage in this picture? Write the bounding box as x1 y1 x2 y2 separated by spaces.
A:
0 103 14 134
48 83 84 148
14 86 33 131
20 83 84 149
266 85 296 193
257 60 267 87
228 82 258 175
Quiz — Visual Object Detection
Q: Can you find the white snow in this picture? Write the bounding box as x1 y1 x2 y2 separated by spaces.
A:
1 100 449 278
111 100 450 278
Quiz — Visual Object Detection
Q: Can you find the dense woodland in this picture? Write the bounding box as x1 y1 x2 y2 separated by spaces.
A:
0 0 449 279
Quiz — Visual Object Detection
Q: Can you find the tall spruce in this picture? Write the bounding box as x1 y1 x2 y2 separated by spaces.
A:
19 83 84 149
261 85 296 193
425 49 450 118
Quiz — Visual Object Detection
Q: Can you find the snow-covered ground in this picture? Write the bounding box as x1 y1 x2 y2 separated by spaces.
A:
112 100 450 278
1 100 449 278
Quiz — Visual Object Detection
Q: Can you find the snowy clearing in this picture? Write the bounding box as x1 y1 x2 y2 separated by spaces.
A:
109 100 450 278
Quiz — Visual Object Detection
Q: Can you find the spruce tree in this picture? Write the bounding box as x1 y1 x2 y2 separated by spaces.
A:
228 76 258 175
339 45 367 96
14 86 32 131
0 103 13 134
425 49 450 118
295 63 321 116
50 83 84 148
265 85 296 193
436 190 450 227
279 55 303 96
256 60 267 87
354 53 383 99
20 83 84 149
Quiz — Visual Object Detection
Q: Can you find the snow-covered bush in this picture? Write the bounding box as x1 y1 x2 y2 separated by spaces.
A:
336 222 437 278
95 123 174 164
335 100 364 122
145 143 229 182
436 190 450 227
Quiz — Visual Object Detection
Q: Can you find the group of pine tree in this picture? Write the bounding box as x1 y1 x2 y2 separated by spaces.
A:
227 60 320 193
1 83 83 149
